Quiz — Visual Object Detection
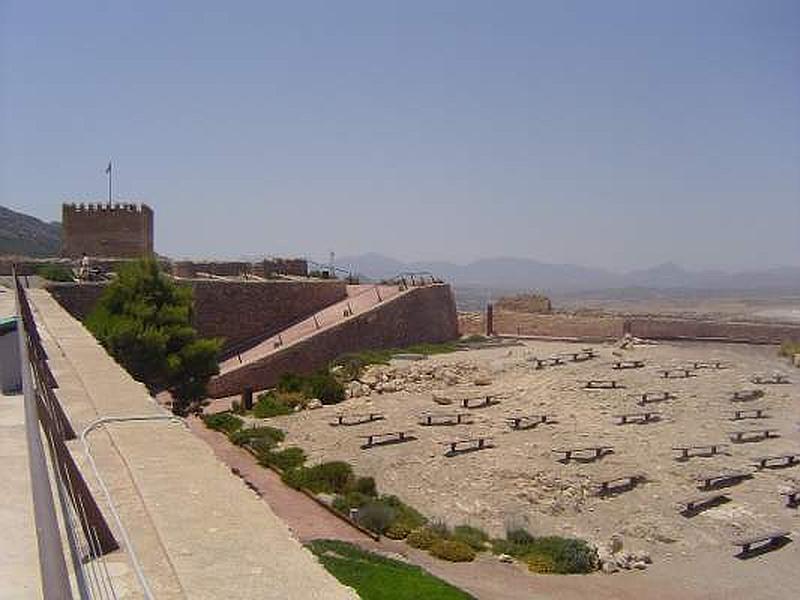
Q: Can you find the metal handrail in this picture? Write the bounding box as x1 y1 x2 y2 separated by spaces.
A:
14 268 74 599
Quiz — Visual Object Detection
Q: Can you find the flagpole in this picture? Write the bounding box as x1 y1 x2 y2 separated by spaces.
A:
108 162 112 205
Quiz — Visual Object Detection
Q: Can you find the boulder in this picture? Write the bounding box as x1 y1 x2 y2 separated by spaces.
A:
306 399 322 410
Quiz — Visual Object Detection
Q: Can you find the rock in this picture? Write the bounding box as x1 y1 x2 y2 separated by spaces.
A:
498 553 514 563
473 376 492 386
631 561 648 570
306 399 322 410
633 550 651 564
601 561 619 574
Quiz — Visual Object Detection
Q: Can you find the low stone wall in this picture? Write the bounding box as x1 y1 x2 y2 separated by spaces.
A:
46 279 348 352
627 317 800 344
208 284 459 398
493 310 625 341
458 312 486 336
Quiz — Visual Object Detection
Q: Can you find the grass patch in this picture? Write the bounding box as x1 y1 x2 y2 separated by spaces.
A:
36 263 74 282
452 525 490 552
201 412 244 435
229 425 285 449
252 392 295 418
282 460 355 494
306 539 476 600
779 340 800 357
257 446 307 471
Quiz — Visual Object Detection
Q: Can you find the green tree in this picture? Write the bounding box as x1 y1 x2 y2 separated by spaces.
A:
86 259 221 415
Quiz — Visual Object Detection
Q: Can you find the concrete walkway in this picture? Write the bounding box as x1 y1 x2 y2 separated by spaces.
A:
27 289 358 600
0 286 39 599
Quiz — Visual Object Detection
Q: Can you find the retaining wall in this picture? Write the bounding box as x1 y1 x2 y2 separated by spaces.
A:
493 310 625 341
207 284 459 398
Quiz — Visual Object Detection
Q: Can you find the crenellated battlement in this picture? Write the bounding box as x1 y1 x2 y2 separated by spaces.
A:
62 201 154 258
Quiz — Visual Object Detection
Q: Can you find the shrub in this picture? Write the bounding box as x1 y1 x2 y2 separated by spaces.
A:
353 476 377 497
491 530 596 574
277 373 305 394
85 258 221 415
427 518 451 539
356 501 396 534
407 527 440 550
283 461 354 494
202 412 243 435
332 491 372 514
526 553 557 573
36 263 74 282
258 446 306 471
380 495 427 531
506 528 535 546
304 370 346 405
384 521 413 540
229 425 285 447
452 525 490 552
252 392 293 418
429 539 476 563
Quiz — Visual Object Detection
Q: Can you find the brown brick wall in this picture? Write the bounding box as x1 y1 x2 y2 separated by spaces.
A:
46 279 348 353
627 317 800 344
493 310 625 340
62 203 153 258
207 284 459 397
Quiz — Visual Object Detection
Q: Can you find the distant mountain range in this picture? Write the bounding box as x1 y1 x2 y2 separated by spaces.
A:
337 252 800 293
0 205 61 257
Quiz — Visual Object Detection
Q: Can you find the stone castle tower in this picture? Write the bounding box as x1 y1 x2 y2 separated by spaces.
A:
61 202 154 258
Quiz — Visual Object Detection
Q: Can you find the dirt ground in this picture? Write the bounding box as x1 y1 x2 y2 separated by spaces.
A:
260 340 799 598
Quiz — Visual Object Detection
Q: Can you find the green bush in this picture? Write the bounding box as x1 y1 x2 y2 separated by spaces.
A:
429 539 476 563
380 495 427 531
282 461 354 494
202 412 243 435
85 258 221 415
491 530 596 574
253 392 294 418
356 501 396 534
258 446 306 471
384 521 413 540
526 553 557 573
277 373 305 394
407 527 440 550
452 525 490 552
229 425 285 448
305 370 346 404
36 263 74 282
332 491 372 514
353 476 377 497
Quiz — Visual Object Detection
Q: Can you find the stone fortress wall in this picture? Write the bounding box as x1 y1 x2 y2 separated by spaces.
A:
62 202 154 258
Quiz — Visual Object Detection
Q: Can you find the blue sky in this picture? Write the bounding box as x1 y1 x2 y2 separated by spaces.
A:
1 1 798 270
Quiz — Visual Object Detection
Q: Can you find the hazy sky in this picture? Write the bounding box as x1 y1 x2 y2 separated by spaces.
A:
1 1 798 271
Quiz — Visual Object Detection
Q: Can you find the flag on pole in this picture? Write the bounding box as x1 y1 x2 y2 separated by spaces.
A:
105 161 112 175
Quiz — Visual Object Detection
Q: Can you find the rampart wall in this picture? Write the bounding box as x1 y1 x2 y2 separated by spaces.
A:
494 310 625 340
62 203 153 258
208 284 459 397
46 279 348 353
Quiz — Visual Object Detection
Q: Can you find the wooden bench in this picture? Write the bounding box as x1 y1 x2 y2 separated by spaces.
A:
611 360 645 370
636 391 676 405
753 453 800 470
690 360 727 370
751 374 791 385
552 446 613 463
359 431 414 449
678 492 729 514
658 369 694 379
418 413 471 426
442 437 492 456
696 470 751 490
595 474 645 496
331 412 384 427
729 429 780 444
613 411 660 425
459 395 501 409
731 407 769 421
544 356 566 366
732 530 791 555
780 489 799 507
731 389 765 402
584 380 624 390
506 414 554 430
672 444 727 461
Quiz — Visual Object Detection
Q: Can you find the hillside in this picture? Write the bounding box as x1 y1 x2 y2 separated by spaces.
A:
0 205 61 257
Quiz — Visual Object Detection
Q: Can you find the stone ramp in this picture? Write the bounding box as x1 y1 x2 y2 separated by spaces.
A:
209 283 459 398
28 289 358 600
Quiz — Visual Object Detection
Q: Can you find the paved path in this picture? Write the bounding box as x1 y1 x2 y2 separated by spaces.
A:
0 287 40 599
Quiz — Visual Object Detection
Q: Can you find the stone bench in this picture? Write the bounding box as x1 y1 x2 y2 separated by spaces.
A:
611 360 645 370
696 470 751 490
330 412 384 427
731 407 769 421
459 395 502 410
658 369 694 379
730 389 765 402
418 412 471 426
359 431 414 449
751 374 791 385
613 411 661 425
672 444 727 461
753 453 800 470
595 474 645 496
677 492 729 514
732 530 791 555
506 414 554 430
584 380 624 390
441 437 493 456
637 391 676 405
729 429 780 444
552 446 613 463
690 360 727 370
544 356 566 366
